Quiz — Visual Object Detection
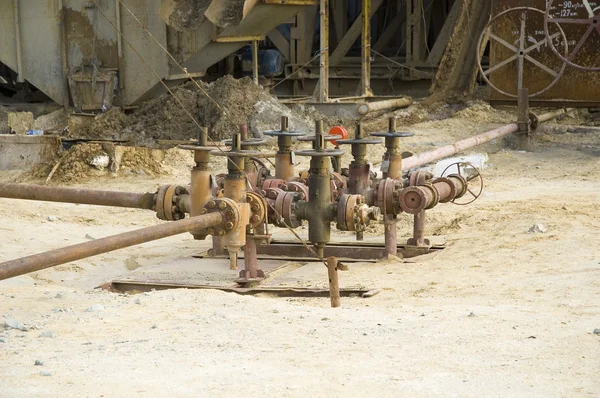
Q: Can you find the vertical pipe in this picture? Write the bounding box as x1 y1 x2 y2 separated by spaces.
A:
59 0 69 105
319 0 329 103
518 88 531 152
517 12 526 92
13 0 24 83
252 40 259 85
361 0 371 96
244 237 259 279
327 256 341 308
384 215 397 256
115 0 124 89
412 211 426 246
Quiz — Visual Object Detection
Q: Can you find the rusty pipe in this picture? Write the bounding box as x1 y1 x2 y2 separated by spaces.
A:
0 213 223 281
398 176 466 214
0 184 155 210
357 97 412 115
402 123 519 170
537 108 573 123
401 109 573 170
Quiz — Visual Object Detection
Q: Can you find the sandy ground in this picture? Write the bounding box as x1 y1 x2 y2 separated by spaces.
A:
0 106 599 397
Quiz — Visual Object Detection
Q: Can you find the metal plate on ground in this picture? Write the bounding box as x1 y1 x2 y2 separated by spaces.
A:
102 256 373 297
108 257 285 288
249 240 444 261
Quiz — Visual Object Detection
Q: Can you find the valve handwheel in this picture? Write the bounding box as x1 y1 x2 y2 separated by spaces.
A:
328 126 348 146
545 0 600 71
477 7 568 98
441 162 484 206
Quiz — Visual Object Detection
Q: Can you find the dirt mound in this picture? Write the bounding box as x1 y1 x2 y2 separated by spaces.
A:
72 76 300 144
22 143 168 184
22 143 108 183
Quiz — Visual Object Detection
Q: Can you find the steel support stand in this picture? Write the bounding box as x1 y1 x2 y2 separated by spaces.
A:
252 40 259 85
361 0 373 97
517 88 532 152
318 0 329 103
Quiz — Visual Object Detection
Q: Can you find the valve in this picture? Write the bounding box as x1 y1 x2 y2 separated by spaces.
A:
371 117 415 180
155 185 189 221
337 122 382 196
441 162 483 205
179 127 217 239
263 116 306 181
336 194 381 233
295 120 345 258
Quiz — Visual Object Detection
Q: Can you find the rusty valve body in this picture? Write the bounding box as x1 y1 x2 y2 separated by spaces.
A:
398 175 467 214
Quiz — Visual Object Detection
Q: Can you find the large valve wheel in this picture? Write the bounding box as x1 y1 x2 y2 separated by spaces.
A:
545 0 600 71
441 162 483 206
477 7 568 98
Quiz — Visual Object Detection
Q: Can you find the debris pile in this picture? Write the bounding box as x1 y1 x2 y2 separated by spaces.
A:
72 75 317 144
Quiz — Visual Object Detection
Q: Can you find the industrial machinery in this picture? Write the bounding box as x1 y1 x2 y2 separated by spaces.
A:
0 106 571 288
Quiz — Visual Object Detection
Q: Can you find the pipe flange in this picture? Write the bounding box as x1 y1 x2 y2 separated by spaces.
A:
409 170 432 187
155 185 188 221
433 177 457 204
422 183 440 210
441 162 484 205
398 187 428 214
262 178 287 190
331 172 347 201
376 178 396 215
200 197 240 237
337 194 380 232
271 190 301 228
264 187 285 225
529 112 540 130
246 192 267 229
284 181 308 201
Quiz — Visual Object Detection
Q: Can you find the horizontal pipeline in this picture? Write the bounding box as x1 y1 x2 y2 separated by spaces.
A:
402 109 571 170
0 213 223 281
0 184 155 210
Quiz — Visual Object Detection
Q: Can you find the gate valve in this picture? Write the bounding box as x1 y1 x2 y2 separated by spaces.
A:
295 121 346 257
441 162 483 205
337 122 382 196
398 162 483 213
263 116 306 181
371 117 415 180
